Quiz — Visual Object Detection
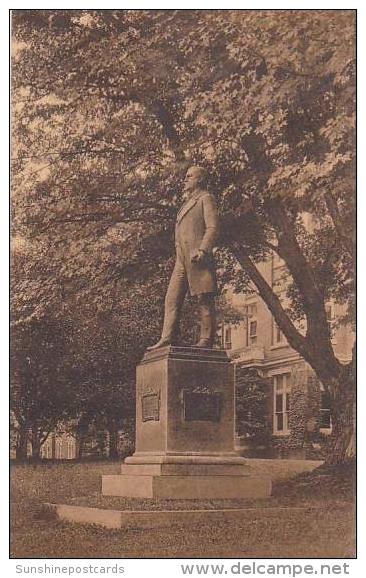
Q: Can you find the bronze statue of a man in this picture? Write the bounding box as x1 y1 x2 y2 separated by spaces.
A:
148 166 219 350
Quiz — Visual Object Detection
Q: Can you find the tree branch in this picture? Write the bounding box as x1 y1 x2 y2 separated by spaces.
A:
267 201 330 339
324 191 355 262
230 234 343 383
147 101 186 163
230 241 309 359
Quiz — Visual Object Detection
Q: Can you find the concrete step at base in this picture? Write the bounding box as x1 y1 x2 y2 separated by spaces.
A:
120 463 250 476
102 474 271 499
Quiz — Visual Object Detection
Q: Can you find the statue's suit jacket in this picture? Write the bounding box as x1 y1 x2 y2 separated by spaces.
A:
174 190 219 296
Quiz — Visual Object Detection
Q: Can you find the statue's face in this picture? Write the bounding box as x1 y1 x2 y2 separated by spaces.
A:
183 167 204 193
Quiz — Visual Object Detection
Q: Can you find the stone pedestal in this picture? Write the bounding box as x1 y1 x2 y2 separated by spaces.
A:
102 346 271 499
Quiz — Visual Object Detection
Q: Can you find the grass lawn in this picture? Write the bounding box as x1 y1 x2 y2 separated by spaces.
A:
10 458 355 559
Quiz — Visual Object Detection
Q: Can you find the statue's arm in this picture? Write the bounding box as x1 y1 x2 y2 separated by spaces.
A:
199 193 220 253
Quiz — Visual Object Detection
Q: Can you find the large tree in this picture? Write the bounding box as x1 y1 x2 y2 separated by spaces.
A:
10 317 75 459
11 9 355 464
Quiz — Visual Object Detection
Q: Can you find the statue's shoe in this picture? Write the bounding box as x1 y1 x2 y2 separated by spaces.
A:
192 339 213 349
146 338 172 351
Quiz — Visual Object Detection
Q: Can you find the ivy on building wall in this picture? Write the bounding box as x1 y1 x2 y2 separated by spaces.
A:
273 366 330 459
235 366 272 447
236 362 331 459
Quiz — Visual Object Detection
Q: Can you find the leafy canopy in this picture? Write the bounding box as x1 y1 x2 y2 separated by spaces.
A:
12 10 355 331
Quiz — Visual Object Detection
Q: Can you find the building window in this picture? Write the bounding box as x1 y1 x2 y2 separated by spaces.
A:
325 303 332 333
55 439 63 459
249 320 257 345
41 441 51 459
273 322 286 345
67 438 75 460
325 303 333 320
325 302 338 344
247 303 257 317
222 325 232 350
273 373 291 434
325 303 335 337
320 391 332 429
244 302 258 346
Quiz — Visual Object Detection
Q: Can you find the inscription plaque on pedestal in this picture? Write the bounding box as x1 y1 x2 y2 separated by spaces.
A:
103 347 272 500
141 391 160 422
183 389 221 422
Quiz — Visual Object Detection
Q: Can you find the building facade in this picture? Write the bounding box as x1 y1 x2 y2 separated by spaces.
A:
40 431 77 460
10 423 123 460
222 253 354 459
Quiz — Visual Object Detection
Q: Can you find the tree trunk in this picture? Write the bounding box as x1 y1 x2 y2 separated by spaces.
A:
76 415 91 460
108 423 119 460
30 426 42 461
76 434 86 460
16 424 29 460
326 370 356 465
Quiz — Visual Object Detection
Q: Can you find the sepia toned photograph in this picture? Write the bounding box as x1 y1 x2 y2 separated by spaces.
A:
10 9 356 560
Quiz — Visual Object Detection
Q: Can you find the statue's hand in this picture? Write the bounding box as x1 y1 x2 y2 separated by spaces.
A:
191 249 206 264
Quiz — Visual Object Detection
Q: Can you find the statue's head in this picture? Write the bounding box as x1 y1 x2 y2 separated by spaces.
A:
183 165 208 192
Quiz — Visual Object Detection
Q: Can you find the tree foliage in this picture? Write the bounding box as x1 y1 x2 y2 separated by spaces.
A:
11 10 355 463
235 367 272 446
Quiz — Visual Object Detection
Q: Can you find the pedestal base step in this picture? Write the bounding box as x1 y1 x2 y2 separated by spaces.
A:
121 463 250 476
48 502 311 530
102 474 271 500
